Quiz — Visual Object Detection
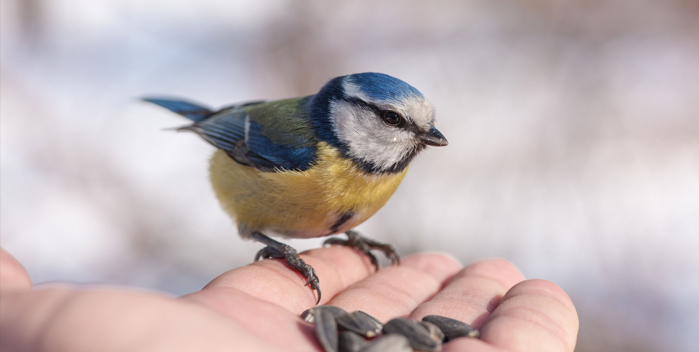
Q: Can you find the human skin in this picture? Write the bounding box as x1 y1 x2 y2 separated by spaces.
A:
0 247 578 351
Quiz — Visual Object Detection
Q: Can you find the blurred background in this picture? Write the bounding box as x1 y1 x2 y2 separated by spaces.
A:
2 0 698 350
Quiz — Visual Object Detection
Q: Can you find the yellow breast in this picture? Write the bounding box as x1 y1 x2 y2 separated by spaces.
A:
209 142 408 238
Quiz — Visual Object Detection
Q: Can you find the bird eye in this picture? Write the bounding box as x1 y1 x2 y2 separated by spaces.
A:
381 110 402 126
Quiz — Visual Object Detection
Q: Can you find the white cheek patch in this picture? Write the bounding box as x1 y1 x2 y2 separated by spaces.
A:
330 100 417 171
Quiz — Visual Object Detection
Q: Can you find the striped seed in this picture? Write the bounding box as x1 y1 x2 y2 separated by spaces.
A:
338 331 369 352
359 334 412 352
336 311 383 337
382 317 441 352
314 308 340 352
421 315 480 341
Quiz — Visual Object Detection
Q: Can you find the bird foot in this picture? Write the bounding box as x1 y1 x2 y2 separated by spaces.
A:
252 232 321 304
323 230 400 271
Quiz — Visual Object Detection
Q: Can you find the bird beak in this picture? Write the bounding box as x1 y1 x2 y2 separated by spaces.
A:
420 125 448 147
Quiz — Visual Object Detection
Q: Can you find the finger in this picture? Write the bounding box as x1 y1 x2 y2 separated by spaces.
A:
0 287 276 352
190 245 375 314
409 258 524 328
182 246 377 352
326 252 463 322
0 249 32 291
446 279 579 352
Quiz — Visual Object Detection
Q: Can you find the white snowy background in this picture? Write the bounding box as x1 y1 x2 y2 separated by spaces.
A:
2 1 698 351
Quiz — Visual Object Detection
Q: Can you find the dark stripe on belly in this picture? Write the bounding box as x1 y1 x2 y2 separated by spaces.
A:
328 212 354 234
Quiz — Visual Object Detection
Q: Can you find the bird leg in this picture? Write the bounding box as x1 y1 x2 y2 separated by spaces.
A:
323 230 400 271
251 232 321 304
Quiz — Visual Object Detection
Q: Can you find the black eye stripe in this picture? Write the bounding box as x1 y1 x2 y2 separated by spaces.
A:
344 97 411 130
345 97 381 115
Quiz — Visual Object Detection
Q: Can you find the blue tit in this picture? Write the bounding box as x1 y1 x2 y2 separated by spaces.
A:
143 72 447 303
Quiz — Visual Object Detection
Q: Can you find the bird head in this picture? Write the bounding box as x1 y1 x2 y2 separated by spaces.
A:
310 72 448 174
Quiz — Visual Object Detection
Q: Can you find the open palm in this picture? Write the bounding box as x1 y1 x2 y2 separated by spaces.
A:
0 246 578 351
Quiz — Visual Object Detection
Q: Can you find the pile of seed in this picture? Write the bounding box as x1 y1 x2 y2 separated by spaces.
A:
301 305 480 352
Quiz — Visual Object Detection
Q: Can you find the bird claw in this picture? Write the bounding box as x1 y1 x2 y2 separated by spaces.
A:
252 232 321 304
323 230 400 271
255 246 279 261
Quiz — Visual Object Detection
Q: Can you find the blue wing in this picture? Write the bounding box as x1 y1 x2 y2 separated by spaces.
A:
142 97 215 122
179 98 318 172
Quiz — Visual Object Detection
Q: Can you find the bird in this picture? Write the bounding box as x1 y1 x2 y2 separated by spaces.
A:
143 72 448 304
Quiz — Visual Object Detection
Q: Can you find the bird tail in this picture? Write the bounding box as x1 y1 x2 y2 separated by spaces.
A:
142 97 214 122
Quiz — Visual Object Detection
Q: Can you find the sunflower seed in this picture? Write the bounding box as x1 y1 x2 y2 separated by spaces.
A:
336 311 383 337
353 311 383 332
382 317 441 352
338 331 369 352
419 321 445 344
301 305 349 323
421 315 480 341
359 334 412 352
314 307 340 352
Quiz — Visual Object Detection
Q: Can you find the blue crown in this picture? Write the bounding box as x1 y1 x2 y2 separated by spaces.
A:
349 72 424 102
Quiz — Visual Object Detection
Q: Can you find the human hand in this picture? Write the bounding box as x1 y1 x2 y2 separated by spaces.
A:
0 246 578 351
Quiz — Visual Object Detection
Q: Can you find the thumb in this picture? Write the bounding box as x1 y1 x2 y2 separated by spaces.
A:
1 248 32 291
